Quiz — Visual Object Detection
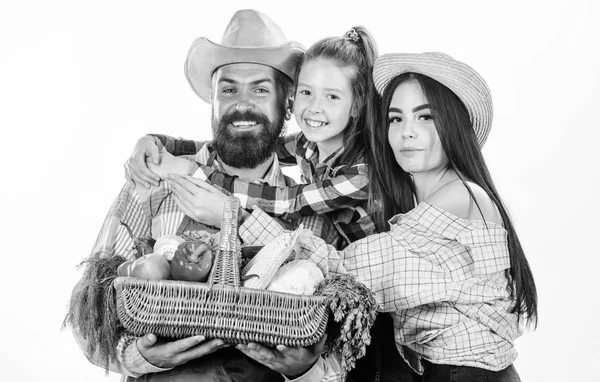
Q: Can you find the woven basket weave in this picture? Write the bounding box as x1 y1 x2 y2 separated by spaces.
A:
113 197 330 347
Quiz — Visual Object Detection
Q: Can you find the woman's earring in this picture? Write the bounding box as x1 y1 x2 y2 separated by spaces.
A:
285 109 293 121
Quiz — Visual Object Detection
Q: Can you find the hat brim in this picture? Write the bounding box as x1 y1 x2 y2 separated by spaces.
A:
373 53 493 147
185 37 305 103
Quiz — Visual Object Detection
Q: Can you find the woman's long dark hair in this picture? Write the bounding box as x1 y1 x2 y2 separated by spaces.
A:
368 73 538 327
295 26 379 167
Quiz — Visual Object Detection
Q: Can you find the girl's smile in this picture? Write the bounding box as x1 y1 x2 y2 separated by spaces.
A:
294 58 353 158
304 118 328 128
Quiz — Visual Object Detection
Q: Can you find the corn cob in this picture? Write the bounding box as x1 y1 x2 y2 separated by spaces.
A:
242 226 303 289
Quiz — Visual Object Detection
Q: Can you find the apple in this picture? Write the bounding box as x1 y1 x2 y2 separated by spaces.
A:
131 253 171 281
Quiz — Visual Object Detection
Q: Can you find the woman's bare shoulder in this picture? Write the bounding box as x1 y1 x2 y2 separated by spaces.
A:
426 180 503 226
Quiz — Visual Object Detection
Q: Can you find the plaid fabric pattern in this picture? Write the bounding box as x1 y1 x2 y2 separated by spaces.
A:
281 356 343 382
155 133 376 249
86 143 337 377
153 133 205 156
240 203 522 379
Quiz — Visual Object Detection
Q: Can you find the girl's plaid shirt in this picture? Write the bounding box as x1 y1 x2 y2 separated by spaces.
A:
155 133 377 249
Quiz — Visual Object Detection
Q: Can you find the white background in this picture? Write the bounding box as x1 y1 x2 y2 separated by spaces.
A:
1 0 599 381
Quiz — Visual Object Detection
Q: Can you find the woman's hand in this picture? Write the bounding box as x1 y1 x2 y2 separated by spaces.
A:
235 334 327 378
166 174 228 228
125 136 161 188
136 333 229 368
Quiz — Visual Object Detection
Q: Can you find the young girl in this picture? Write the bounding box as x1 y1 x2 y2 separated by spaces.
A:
127 26 379 250
233 52 538 382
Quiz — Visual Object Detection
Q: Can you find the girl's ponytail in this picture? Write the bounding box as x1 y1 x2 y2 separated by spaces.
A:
301 27 380 168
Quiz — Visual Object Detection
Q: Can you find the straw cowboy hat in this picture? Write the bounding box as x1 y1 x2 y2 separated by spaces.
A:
185 9 305 103
373 52 493 147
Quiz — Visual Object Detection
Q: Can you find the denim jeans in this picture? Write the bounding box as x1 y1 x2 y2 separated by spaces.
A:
421 359 521 382
347 313 421 382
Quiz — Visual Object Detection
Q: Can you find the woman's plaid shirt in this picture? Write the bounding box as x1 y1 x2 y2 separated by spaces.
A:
239 203 523 380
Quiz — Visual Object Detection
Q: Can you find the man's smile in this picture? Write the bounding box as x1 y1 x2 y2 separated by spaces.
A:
231 120 260 129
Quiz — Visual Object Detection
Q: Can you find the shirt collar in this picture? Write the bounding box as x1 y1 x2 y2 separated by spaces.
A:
303 140 345 170
195 143 287 187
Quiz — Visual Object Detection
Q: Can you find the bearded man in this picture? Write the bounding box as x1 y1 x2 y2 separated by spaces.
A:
66 9 331 382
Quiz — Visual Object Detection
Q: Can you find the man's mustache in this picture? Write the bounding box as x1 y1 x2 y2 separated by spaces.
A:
220 110 270 127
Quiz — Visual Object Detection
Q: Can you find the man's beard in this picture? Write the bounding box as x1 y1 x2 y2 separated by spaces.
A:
212 109 284 169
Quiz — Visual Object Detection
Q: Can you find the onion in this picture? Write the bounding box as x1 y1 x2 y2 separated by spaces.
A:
153 234 185 261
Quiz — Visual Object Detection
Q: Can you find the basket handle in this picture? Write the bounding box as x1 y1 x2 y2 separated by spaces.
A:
218 196 240 252
208 196 242 286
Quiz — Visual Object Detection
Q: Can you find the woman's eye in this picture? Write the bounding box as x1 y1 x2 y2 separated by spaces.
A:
327 94 340 100
419 114 433 121
255 88 268 93
222 88 236 94
388 116 402 123
298 90 310 96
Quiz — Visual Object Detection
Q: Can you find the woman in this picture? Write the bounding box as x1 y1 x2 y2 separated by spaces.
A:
231 52 537 381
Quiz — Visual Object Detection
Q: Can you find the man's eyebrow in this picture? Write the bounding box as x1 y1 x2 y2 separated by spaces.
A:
250 78 275 86
217 78 236 85
217 77 275 86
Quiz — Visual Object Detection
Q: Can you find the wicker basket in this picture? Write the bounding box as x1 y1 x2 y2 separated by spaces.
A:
113 197 330 347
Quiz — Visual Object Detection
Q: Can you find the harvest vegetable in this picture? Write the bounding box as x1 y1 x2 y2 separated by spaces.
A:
181 230 218 242
153 235 185 261
242 227 303 290
116 260 133 277
171 240 214 282
120 221 155 257
267 260 324 295
63 254 125 371
314 274 378 379
130 253 171 281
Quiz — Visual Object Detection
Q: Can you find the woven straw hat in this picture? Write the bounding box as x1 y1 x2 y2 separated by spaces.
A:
185 9 305 103
373 52 493 146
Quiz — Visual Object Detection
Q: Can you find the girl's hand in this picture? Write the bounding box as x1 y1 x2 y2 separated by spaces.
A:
147 151 192 180
166 174 228 228
235 334 327 378
125 136 161 188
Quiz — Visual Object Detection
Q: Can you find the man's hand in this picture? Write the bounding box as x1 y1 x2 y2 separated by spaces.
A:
125 136 161 188
136 333 229 368
166 174 228 228
235 334 327 378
